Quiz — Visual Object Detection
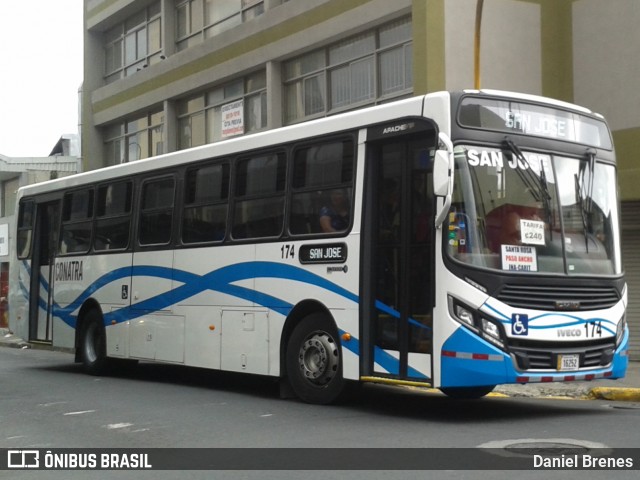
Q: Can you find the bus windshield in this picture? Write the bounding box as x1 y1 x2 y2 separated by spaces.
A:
447 144 621 276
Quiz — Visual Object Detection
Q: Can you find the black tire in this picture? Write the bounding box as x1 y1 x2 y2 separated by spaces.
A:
286 313 346 404
79 309 110 375
439 385 496 399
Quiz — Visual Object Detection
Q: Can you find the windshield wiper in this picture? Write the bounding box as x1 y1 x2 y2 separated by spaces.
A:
576 148 597 252
503 137 553 227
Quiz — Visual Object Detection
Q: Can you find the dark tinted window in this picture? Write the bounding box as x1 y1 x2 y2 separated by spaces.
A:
183 163 229 244
232 153 286 239
17 200 35 259
139 177 175 245
59 189 94 254
290 139 354 235
94 181 133 251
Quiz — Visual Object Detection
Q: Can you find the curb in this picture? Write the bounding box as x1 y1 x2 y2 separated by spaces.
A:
1 333 30 349
588 387 640 402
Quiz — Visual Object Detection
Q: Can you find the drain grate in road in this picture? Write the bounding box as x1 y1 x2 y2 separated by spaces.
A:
505 441 589 455
604 403 640 410
478 438 611 458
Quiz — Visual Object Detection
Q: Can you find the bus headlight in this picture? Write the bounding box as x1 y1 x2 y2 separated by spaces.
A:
449 297 478 331
455 304 475 328
448 296 505 348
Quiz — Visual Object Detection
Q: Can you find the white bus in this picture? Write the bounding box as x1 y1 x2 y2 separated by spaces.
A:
10 90 629 403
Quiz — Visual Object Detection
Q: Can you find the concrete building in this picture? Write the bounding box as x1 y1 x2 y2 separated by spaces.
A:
0 135 80 327
82 0 639 358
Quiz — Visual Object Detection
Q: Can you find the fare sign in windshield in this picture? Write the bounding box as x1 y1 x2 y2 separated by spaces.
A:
458 97 612 149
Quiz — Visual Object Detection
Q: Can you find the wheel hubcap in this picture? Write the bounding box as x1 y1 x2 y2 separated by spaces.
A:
298 331 339 386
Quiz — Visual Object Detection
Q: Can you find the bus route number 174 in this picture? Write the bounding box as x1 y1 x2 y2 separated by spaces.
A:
281 244 295 259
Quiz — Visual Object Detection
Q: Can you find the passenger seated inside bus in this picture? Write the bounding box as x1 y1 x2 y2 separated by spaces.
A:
319 189 350 233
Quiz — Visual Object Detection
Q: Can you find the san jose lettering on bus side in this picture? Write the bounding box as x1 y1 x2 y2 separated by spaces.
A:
55 260 84 282
299 243 348 264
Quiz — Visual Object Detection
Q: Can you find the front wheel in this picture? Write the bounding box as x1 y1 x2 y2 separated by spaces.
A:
439 385 496 399
80 309 110 375
285 313 346 404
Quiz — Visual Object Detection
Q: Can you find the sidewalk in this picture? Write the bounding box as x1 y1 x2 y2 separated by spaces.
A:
1 327 639 401
1 328 29 349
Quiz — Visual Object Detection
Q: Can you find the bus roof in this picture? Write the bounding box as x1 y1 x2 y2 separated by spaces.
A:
17 89 607 199
17 94 432 199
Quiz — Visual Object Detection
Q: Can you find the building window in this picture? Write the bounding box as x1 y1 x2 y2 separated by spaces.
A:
175 0 264 51
284 17 412 124
104 2 162 84
104 111 164 166
177 71 267 150
1 177 19 217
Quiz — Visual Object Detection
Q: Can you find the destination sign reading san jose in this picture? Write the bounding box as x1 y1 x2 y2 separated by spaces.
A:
458 96 612 149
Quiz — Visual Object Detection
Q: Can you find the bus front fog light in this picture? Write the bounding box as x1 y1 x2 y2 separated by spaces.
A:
481 318 503 346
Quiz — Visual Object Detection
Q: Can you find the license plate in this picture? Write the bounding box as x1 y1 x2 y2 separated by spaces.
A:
557 354 580 371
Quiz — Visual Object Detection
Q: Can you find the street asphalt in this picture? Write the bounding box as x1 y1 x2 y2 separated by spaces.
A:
2 327 639 402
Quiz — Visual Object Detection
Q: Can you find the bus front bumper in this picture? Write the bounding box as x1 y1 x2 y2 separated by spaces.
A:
439 326 629 388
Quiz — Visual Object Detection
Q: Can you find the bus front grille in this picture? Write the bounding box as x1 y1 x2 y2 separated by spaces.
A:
496 284 620 311
508 339 616 371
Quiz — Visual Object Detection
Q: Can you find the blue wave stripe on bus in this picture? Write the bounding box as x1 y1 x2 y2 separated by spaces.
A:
374 300 432 333
339 335 428 379
481 302 616 335
23 259 429 378
42 260 429 332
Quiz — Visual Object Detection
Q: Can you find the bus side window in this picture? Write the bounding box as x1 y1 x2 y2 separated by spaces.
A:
94 181 133 251
59 189 94 255
139 177 176 246
232 153 286 239
182 163 229 244
289 139 354 236
16 200 35 259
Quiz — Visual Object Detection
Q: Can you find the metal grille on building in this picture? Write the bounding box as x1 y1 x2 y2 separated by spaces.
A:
621 201 640 360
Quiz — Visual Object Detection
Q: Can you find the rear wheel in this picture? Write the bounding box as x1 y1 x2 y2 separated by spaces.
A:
286 313 346 404
80 309 110 375
439 385 496 399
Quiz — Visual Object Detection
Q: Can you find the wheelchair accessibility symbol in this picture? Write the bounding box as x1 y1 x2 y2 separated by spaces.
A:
512 314 529 336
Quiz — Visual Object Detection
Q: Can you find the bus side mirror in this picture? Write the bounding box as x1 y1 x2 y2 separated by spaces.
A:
433 150 451 197
433 149 453 228
434 132 454 228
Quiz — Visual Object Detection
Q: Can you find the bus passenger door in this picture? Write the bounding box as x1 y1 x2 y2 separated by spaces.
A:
362 133 436 382
28 201 60 343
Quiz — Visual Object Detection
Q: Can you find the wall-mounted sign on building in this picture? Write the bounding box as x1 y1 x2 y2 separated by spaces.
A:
221 100 244 139
0 224 8 257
